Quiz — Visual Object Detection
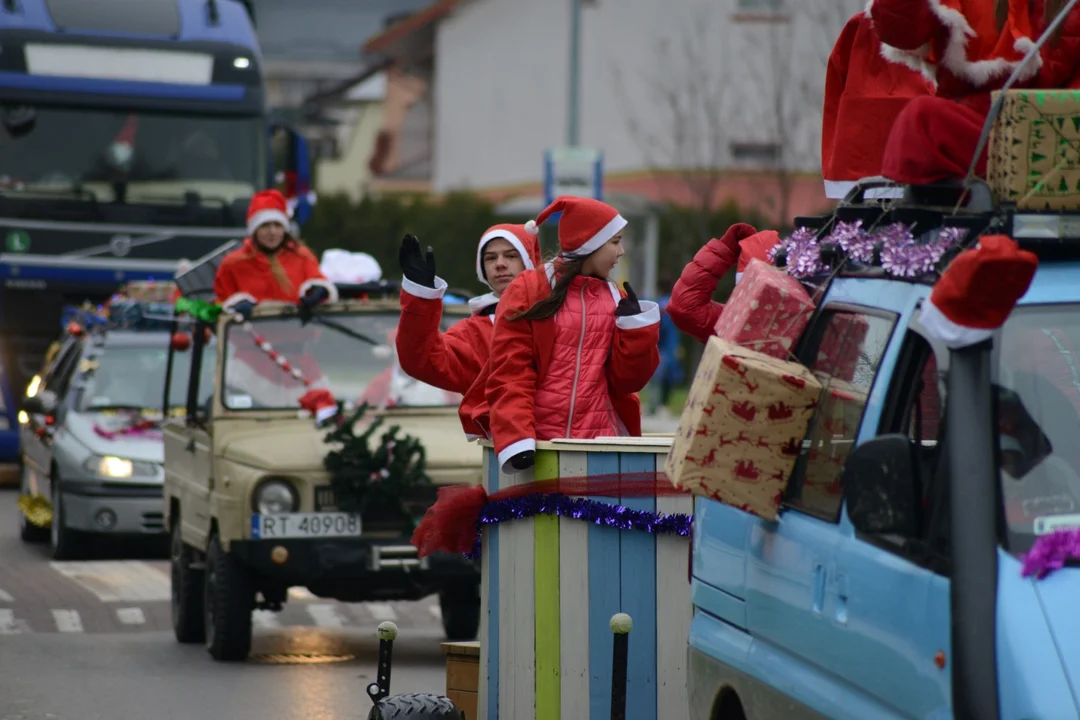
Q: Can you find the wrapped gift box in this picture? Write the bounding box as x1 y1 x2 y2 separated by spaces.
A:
988 89 1080 210
713 259 816 360
120 280 177 304
814 313 870 383
800 378 869 513
665 337 821 521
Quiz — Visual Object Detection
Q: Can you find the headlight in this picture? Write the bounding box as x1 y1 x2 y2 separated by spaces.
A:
83 455 158 478
252 478 299 515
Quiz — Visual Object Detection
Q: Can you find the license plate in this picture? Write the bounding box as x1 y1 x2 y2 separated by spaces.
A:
250 512 362 539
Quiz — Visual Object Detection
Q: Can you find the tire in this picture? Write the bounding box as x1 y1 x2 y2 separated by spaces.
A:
439 583 480 642
203 532 254 661
18 459 48 543
50 479 85 560
171 517 206 644
368 693 463 720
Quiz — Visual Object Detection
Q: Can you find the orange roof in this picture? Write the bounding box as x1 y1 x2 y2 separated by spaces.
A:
363 0 461 54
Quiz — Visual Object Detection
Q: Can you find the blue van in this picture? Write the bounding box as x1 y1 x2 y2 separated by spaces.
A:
688 183 1080 719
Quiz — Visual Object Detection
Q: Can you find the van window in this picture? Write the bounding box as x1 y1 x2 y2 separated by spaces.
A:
785 309 896 521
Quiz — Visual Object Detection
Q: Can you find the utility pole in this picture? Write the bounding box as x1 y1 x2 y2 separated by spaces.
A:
567 0 582 147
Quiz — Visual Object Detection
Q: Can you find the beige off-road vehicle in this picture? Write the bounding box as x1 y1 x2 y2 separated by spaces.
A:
162 290 482 661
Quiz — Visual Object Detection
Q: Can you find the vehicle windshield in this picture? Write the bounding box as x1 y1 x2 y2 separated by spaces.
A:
0 104 263 206
76 338 215 414
220 312 464 411
995 305 1080 554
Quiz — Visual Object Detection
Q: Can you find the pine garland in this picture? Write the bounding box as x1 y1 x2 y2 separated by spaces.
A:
322 403 429 524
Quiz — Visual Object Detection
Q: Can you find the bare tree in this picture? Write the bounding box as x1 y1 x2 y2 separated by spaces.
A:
610 5 737 260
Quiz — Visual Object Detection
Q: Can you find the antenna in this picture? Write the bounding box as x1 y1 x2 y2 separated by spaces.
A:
206 0 220 26
964 0 1080 188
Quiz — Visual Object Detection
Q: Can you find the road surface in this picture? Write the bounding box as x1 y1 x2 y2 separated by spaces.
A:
0 486 450 720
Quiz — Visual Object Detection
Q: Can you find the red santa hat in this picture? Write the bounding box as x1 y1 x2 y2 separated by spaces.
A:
475 223 541 288
299 388 338 426
524 196 627 259
246 190 292 236
735 230 781 283
919 234 1037 349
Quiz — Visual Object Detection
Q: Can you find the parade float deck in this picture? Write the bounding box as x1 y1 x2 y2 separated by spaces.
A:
474 436 691 720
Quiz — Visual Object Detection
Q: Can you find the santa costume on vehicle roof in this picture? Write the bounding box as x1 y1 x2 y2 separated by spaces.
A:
395 223 542 439
213 189 338 312
466 196 660 473
869 0 1080 184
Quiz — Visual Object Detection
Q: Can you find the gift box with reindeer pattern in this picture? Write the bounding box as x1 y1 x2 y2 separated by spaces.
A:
665 337 821 521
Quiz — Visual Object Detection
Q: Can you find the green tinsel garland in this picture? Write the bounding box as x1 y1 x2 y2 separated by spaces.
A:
322 403 429 525
174 297 223 325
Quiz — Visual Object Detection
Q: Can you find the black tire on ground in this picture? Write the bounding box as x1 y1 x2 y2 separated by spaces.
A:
50 479 85 560
171 517 206 644
203 532 254 662
439 583 481 642
367 693 463 720
18 459 48 543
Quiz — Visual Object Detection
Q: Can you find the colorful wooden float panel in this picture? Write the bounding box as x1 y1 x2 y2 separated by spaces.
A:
478 437 692 720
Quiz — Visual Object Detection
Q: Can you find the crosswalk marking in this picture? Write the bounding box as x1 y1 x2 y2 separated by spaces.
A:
252 610 282 629
50 561 170 602
0 609 27 634
116 607 145 625
288 587 314 600
0 588 13 602
367 602 397 623
429 604 442 621
52 609 83 633
307 604 343 628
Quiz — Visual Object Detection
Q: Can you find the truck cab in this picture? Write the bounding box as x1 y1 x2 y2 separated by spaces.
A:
689 185 1080 719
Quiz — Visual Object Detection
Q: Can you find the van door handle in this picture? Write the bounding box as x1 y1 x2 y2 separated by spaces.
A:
835 571 849 625
812 562 826 615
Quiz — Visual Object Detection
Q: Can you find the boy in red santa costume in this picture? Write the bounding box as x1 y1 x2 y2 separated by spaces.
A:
394 224 542 438
870 0 1080 184
470 196 660 474
213 189 338 318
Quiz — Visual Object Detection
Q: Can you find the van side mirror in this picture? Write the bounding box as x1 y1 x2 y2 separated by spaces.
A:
23 390 58 416
843 434 919 536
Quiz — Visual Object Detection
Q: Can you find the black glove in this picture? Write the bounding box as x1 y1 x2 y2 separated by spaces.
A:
230 299 255 321
509 450 535 471
399 234 436 288
298 285 329 323
615 282 642 317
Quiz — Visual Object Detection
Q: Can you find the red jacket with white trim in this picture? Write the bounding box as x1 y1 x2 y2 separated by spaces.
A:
214 237 338 311
469 264 661 473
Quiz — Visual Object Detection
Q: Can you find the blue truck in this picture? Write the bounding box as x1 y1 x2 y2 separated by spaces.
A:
0 0 310 468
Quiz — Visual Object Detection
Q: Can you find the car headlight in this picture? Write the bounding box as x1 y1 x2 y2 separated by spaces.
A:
83 455 158 479
252 478 299 515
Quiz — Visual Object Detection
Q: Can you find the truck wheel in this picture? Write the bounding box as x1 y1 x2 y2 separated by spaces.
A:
203 532 254 661
368 693 463 720
171 519 205 644
439 583 480 641
50 481 85 560
18 460 48 543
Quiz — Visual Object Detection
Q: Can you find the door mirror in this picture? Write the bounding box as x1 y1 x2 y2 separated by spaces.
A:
843 434 919 536
270 124 314 226
23 389 58 416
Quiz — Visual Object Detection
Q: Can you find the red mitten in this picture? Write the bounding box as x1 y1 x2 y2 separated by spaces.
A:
920 235 1038 349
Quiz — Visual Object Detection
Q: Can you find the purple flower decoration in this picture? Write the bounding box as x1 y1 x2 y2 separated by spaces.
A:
828 220 878 264
1021 528 1080 579
776 227 823 279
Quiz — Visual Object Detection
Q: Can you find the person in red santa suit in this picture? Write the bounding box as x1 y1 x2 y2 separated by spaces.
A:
213 189 338 319
870 0 1080 184
666 224 781 345
394 224 542 438
472 196 660 474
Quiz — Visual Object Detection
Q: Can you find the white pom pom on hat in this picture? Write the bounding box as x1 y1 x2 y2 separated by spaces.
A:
525 219 539 235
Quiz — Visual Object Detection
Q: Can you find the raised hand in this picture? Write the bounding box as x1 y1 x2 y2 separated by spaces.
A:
399 234 436 288
615 282 642 317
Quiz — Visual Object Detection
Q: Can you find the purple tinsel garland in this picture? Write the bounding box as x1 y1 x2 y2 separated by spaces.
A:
464 493 693 560
1021 528 1080 579
772 222 968 280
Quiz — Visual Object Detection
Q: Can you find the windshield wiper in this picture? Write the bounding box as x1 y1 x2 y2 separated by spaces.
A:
310 314 380 346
